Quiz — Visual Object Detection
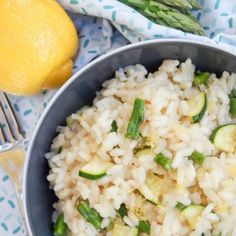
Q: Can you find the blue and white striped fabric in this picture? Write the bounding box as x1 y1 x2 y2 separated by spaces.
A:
1 0 236 235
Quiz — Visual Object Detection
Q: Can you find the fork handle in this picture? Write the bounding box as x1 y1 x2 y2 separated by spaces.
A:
14 184 31 236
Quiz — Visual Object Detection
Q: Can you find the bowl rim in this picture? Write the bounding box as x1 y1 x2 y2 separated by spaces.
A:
22 38 236 235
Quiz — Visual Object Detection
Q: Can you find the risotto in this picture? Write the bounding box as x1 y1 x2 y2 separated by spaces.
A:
47 59 236 236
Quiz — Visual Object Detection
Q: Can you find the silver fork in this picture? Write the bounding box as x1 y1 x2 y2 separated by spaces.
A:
0 92 29 235
0 92 24 149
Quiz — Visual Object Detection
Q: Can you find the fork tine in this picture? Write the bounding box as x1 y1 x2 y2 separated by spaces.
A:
0 126 6 144
2 93 24 140
0 102 15 143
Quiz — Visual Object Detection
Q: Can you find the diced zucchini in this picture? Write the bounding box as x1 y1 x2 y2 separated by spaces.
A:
53 214 67 236
140 172 162 205
79 157 113 180
138 220 151 234
106 220 114 231
182 205 204 230
188 91 207 123
210 124 236 152
193 72 210 87
155 153 172 171
113 216 124 226
134 147 154 158
77 200 102 230
112 224 139 236
141 136 156 149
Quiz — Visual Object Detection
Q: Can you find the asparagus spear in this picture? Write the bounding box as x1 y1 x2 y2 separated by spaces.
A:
156 0 192 11
77 200 102 229
186 0 202 10
125 98 145 139
137 8 169 27
53 214 67 236
120 0 205 35
149 1 205 35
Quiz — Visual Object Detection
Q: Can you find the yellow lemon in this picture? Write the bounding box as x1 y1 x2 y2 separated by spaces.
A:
0 0 79 95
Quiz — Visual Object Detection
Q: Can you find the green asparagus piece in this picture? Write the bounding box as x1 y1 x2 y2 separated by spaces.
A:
110 120 118 133
230 98 236 117
155 153 172 171
138 220 151 234
193 72 210 86
77 200 102 229
117 203 128 218
156 0 192 11
120 0 204 35
186 0 202 10
149 1 205 35
125 98 145 139
53 214 67 236
189 151 205 165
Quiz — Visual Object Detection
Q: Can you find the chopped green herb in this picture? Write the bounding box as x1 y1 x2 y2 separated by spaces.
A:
138 220 151 234
230 98 236 117
154 153 172 171
53 214 67 236
110 120 118 133
176 202 187 211
189 151 205 165
77 200 102 229
125 98 145 140
57 146 63 154
193 72 210 86
117 203 128 218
